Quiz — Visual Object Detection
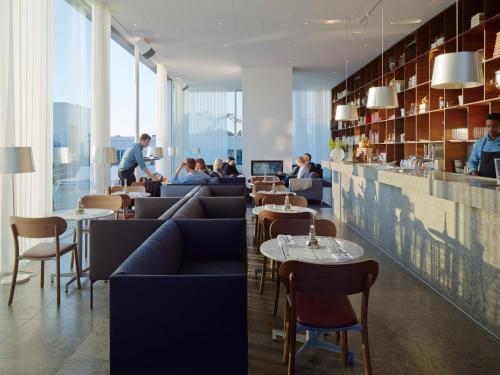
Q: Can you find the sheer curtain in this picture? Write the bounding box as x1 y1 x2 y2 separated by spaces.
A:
181 91 228 167
0 0 53 274
292 89 331 165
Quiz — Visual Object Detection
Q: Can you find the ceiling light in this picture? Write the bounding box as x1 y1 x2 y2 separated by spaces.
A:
389 21 394 25
364 43 368 47
325 19 339 24
304 21 309 25
431 0 483 89
336 16 359 122
218 22 224 26
367 5 398 109
133 23 137 26
223 43 228 48
293 43 297 47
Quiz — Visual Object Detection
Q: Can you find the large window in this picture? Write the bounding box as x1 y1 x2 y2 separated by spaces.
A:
52 0 91 210
170 89 243 173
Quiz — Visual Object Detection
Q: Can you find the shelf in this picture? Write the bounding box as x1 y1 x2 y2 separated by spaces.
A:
448 139 477 143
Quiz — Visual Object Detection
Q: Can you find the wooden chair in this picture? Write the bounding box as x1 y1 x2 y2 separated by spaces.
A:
262 195 308 208
119 194 134 220
254 181 286 192
70 195 123 270
109 185 146 194
280 260 379 375
8 216 81 307
257 210 312 295
269 218 337 315
131 181 145 187
252 176 280 183
252 191 288 244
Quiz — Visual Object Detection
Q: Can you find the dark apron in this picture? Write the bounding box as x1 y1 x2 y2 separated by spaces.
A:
118 163 138 186
478 139 500 178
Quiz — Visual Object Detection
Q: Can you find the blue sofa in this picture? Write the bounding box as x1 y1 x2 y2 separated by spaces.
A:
109 219 248 374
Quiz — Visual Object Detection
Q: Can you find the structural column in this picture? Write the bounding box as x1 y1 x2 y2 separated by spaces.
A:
90 0 111 193
155 64 170 177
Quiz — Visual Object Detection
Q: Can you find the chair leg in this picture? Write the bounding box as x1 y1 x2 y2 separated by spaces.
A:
288 314 296 375
84 233 88 259
273 263 281 316
8 259 19 306
335 331 340 344
271 259 275 280
72 249 82 290
259 257 267 294
56 256 61 307
70 252 75 271
40 261 44 288
341 331 349 366
90 281 93 310
361 327 372 375
283 302 290 365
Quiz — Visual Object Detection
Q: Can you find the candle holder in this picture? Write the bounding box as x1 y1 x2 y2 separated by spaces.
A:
74 198 85 214
284 194 291 211
306 225 320 249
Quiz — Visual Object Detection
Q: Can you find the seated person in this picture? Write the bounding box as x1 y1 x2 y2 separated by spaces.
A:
172 158 212 184
296 156 311 179
223 156 240 177
195 158 211 175
210 158 226 178
303 152 322 177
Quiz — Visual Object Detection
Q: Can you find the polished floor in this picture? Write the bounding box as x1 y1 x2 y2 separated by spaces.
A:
0 204 498 374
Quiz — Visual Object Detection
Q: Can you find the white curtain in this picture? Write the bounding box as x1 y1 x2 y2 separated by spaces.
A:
155 64 169 177
292 89 331 165
181 91 228 168
0 0 53 274
90 0 111 194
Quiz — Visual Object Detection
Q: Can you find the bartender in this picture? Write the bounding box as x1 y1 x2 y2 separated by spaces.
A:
118 133 161 185
468 113 500 178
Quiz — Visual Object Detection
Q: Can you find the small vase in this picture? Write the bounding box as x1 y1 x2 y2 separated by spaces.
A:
330 147 345 162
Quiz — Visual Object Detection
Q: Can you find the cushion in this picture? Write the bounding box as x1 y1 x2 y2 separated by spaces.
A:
172 198 204 219
179 260 245 275
22 242 75 259
288 293 358 329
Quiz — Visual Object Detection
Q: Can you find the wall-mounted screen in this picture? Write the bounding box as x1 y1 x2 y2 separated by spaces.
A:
251 160 283 176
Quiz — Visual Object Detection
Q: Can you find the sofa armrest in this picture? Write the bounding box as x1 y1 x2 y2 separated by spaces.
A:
89 220 164 282
174 219 247 265
134 197 182 219
110 274 247 375
160 184 199 197
199 197 247 218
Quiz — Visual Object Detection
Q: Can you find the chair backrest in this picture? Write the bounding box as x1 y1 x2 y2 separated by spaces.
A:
109 186 123 194
252 176 280 183
261 194 308 208
127 185 147 192
131 181 145 187
257 210 311 244
254 181 285 192
270 218 336 238
254 192 284 207
81 195 123 215
10 216 68 238
279 260 379 297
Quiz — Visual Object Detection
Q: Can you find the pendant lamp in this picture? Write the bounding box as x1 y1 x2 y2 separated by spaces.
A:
335 17 359 121
367 4 398 109
431 0 483 89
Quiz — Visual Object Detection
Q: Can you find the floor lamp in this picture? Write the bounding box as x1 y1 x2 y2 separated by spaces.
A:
147 147 164 176
167 147 179 176
0 146 35 285
91 147 117 194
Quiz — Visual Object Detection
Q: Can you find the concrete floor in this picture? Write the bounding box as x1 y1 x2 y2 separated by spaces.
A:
0 205 498 374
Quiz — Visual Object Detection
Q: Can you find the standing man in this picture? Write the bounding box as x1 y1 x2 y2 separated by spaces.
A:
223 156 240 177
118 133 160 185
468 113 500 178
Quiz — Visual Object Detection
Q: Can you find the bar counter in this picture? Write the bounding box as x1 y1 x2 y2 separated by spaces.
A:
323 160 500 339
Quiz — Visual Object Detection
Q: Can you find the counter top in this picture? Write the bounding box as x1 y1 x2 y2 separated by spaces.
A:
322 160 499 213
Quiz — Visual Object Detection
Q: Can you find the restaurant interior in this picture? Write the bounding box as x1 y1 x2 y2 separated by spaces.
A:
0 0 499 374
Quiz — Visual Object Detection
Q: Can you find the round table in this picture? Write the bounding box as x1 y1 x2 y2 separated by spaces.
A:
53 208 114 290
249 191 296 198
111 191 151 198
260 235 364 263
251 205 317 216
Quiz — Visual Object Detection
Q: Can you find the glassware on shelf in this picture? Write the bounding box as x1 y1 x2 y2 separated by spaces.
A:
389 56 396 71
451 128 468 141
473 127 487 139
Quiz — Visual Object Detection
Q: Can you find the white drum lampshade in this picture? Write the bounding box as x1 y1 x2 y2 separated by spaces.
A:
167 147 179 157
91 146 117 164
367 86 399 109
431 51 483 89
335 104 359 121
147 147 163 158
53 147 71 164
0 147 35 174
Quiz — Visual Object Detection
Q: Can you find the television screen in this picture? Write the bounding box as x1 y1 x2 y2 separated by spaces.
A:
251 160 283 176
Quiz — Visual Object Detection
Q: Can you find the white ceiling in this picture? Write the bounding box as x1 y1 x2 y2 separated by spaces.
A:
106 0 454 90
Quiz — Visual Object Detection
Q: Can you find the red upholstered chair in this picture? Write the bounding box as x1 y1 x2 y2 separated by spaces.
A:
279 259 379 375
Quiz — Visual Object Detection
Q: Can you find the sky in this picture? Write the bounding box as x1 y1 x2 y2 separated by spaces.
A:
53 0 156 138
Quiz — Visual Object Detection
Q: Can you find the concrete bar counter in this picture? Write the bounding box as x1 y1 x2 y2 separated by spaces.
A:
323 160 500 339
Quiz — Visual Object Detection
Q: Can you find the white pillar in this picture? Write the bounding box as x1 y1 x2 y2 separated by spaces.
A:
90 1 111 194
134 44 140 142
155 64 170 177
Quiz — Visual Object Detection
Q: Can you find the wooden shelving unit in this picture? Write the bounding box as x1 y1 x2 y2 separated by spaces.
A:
331 1 500 172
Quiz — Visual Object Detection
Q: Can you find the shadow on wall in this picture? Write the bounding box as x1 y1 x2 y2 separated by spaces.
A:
341 174 499 337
